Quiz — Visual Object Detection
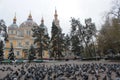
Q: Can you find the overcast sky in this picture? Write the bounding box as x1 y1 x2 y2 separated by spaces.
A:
0 0 113 34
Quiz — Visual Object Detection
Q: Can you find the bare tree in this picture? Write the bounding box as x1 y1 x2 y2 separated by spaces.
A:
108 0 120 21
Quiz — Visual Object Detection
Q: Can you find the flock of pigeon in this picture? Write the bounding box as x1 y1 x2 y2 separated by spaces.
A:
0 62 120 80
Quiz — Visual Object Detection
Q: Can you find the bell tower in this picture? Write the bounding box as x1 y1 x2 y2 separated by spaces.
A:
53 9 61 29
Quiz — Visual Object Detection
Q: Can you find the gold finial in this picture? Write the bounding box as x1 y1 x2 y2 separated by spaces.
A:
13 13 16 23
28 11 32 20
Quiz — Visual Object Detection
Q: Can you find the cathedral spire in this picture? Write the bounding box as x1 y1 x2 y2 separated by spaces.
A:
53 9 60 29
28 12 32 20
13 13 16 24
54 9 58 20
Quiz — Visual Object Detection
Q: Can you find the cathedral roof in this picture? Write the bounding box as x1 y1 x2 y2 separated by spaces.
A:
8 24 18 30
20 20 38 28
19 13 38 28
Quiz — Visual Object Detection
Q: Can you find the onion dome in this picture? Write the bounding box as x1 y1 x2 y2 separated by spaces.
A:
20 12 38 28
39 17 48 35
8 14 18 30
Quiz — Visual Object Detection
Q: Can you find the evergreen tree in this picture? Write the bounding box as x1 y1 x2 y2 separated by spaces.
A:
64 34 71 57
0 41 4 61
32 22 49 59
70 21 83 58
57 33 65 58
50 22 64 59
0 19 8 61
84 18 96 57
28 45 35 61
64 34 70 51
70 18 96 58
71 35 83 57
50 22 59 58
8 43 15 60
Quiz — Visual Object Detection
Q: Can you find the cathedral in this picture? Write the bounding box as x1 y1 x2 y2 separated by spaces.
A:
5 10 60 59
